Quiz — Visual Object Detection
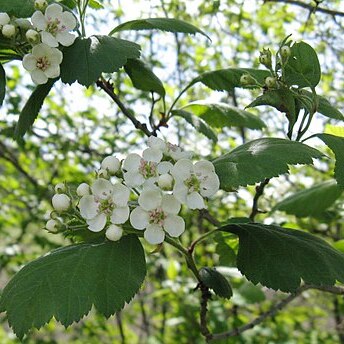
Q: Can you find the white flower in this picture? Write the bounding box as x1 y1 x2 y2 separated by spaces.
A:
171 159 219 209
31 3 77 47
79 178 130 232
130 188 185 245
22 43 63 85
158 174 174 190
52 193 70 212
2 24 16 38
76 183 90 197
26 29 40 44
105 224 123 241
101 156 120 174
166 142 193 160
147 136 167 151
0 13 10 27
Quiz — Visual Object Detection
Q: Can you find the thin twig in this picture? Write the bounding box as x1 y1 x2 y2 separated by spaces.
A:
200 283 212 342
249 178 270 221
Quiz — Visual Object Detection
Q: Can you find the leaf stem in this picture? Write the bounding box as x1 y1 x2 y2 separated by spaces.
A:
188 229 219 254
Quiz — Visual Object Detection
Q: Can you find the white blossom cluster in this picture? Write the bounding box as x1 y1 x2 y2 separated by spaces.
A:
47 137 220 245
0 1 77 85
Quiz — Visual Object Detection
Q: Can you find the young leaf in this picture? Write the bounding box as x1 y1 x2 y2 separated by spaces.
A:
316 133 344 188
0 63 5 106
213 138 323 189
199 267 233 299
88 0 104 9
181 102 266 130
189 68 270 92
272 180 343 217
109 18 210 40
124 58 165 97
220 223 344 292
171 109 218 143
60 36 141 87
0 0 35 18
0 235 146 339
284 41 321 88
14 78 56 139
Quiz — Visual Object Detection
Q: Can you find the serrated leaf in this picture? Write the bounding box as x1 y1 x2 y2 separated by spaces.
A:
238 282 266 304
0 63 5 106
284 41 321 88
109 18 210 40
0 235 146 339
14 78 56 139
199 267 233 299
60 36 141 87
181 101 266 130
213 138 323 189
171 109 217 142
214 233 237 267
0 0 35 17
300 90 344 120
189 68 270 92
272 180 343 217
316 133 344 188
220 223 344 292
124 58 165 97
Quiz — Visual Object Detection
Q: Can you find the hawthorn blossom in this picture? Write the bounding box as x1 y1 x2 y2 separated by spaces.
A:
31 3 77 47
130 188 185 244
0 13 10 28
52 193 70 212
2 24 16 38
101 156 120 174
79 178 130 232
171 159 219 209
105 224 123 241
22 43 63 84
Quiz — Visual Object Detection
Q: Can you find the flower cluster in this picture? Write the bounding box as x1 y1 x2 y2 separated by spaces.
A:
0 1 77 85
47 137 220 245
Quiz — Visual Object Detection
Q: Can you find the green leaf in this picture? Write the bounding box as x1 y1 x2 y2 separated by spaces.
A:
171 109 217 143
189 68 270 92
14 78 56 140
300 90 344 120
109 18 210 40
0 0 35 18
316 134 344 188
0 63 5 106
213 138 323 189
181 102 266 130
60 36 141 87
272 180 343 217
199 267 233 299
214 233 237 267
238 282 266 304
284 41 321 88
124 58 165 97
220 223 344 292
88 0 104 9
0 235 146 339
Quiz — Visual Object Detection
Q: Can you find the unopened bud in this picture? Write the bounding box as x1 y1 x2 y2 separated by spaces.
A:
46 219 59 232
54 182 66 193
101 156 120 174
76 183 90 197
34 0 48 10
0 13 10 27
2 24 16 38
26 29 40 44
97 169 108 179
259 48 272 69
158 174 174 190
280 45 291 60
52 193 71 212
106 224 123 241
265 76 277 88
15 19 32 30
240 74 257 86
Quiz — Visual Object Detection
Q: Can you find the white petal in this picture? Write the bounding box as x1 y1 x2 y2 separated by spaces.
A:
194 160 215 175
56 31 76 46
161 194 181 214
157 161 173 174
44 64 60 78
45 3 63 17
101 156 120 174
142 147 163 163
87 213 107 232
171 159 193 180
164 215 185 237
144 224 165 244
76 183 90 196
91 178 113 200
60 11 77 30
123 171 144 187
200 173 220 197
22 54 37 71
31 11 47 30
41 31 58 47
158 174 174 190
32 43 50 57
122 153 141 172
110 206 129 224
79 195 98 219
49 48 63 64
187 192 206 210
138 188 162 211
130 207 149 230
112 183 130 206
105 224 123 241
147 136 167 151
172 181 188 204
31 69 48 84
171 150 193 160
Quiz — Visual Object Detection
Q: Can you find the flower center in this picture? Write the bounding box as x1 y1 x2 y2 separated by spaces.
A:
185 174 201 192
46 18 61 35
139 159 157 179
149 208 166 226
98 198 114 215
36 56 50 71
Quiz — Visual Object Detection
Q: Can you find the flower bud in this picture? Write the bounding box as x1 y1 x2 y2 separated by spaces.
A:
76 183 90 197
259 48 272 69
34 0 48 10
97 169 108 179
46 219 59 232
158 174 174 190
240 74 257 86
54 182 66 193
2 24 16 38
26 29 40 44
265 76 277 89
15 19 32 30
280 45 291 61
0 13 10 27
106 224 123 241
52 193 70 212
101 156 120 174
